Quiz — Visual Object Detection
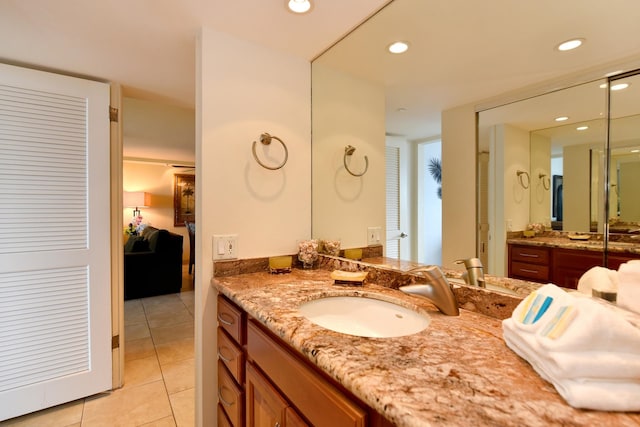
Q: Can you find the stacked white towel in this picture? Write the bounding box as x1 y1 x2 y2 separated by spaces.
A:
577 265 618 295
502 284 640 411
618 260 640 315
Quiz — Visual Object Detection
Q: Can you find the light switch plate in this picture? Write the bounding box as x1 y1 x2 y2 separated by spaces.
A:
213 234 238 260
367 226 381 245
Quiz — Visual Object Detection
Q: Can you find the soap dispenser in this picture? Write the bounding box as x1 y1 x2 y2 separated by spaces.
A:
454 258 485 288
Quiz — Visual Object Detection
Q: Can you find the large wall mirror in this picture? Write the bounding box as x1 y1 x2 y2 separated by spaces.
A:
311 0 640 274
478 71 640 276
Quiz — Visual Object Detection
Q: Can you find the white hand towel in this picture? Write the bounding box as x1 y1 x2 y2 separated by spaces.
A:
618 261 640 315
536 294 640 354
577 266 618 295
503 319 640 411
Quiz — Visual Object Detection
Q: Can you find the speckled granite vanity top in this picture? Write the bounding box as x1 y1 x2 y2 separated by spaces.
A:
507 235 640 255
212 269 640 427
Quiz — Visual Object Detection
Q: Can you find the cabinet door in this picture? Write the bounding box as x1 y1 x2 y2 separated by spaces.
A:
285 407 309 427
246 362 288 427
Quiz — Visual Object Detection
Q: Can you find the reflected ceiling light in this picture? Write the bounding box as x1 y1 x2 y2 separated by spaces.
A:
388 41 409 54
576 126 589 131
396 107 407 112
605 70 624 77
555 116 569 122
611 82 630 91
631 149 640 153
556 38 584 51
287 0 311 13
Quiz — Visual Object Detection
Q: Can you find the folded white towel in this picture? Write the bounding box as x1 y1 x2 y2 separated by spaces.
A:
537 293 640 354
577 266 618 295
503 320 640 411
510 283 570 333
618 261 640 315
504 319 640 381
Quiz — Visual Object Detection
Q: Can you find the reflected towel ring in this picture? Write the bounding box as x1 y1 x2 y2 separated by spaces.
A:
516 170 530 189
539 173 550 190
252 133 288 170
344 145 369 177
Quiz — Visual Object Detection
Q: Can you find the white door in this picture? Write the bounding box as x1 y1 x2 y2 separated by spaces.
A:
386 138 410 259
0 63 112 420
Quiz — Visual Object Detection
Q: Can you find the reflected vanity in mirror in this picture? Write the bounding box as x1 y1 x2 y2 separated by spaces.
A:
478 71 640 288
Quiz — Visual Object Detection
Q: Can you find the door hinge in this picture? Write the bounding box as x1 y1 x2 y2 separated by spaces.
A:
112 335 120 349
109 106 119 122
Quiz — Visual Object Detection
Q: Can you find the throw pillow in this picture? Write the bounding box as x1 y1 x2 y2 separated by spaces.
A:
124 235 149 253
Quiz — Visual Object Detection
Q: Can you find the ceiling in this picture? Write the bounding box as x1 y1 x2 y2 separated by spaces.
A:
0 0 390 109
316 0 640 141
3 0 640 150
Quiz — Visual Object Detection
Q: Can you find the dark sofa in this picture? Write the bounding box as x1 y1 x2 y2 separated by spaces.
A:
124 226 184 300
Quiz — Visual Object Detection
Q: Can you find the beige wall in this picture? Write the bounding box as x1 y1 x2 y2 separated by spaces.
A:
196 27 311 427
441 104 476 270
529 133 551 226
122 161 193 262
563 144 591 232
311 63 386 248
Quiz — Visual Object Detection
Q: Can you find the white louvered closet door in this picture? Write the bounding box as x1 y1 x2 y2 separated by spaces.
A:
386 137 409 259
0 63 111 420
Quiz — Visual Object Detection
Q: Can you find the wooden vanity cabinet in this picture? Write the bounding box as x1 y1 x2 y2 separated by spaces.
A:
217 295 246 426
217 294 393 427
508 244 550 283
508 243 640 289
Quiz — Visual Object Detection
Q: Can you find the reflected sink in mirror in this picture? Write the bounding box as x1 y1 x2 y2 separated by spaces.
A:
298 295 430 338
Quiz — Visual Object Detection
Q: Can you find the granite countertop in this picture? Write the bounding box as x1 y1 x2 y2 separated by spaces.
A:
212 269 640 427
507 236 640 255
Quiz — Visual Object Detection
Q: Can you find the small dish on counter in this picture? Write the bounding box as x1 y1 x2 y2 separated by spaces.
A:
567 234 590 241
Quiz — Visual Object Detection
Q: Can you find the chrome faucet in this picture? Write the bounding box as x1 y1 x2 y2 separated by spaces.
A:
454 258 485 288
399 265 459 316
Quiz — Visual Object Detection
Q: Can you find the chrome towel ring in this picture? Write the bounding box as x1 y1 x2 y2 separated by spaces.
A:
539 173 550 190
252 133 288 170
516 170 530 189
344 145 369 177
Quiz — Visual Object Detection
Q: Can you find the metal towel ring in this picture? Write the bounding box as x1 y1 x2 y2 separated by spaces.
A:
343 145 369 177
539 173 550 190
516 170 530 189
252 133 288 170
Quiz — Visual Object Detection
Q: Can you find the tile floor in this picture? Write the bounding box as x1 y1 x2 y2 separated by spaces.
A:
1 268 196 427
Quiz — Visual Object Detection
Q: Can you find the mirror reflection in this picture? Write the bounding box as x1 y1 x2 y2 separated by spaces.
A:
478 71 640 278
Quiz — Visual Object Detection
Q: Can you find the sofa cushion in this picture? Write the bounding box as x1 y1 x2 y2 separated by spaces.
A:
141 225 159 238
124 235 149 253
146 229 165 252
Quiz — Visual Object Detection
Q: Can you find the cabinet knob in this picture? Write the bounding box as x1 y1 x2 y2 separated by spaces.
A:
275 423 280 427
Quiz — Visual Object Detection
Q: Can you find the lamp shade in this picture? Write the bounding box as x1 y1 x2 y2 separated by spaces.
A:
124 192 151 208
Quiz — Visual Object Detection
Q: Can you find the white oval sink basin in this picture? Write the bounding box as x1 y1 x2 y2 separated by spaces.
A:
298 296 430 338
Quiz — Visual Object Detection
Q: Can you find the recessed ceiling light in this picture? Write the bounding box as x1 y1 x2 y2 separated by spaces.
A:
556 38 584 52
396 107 407 112
555 116 569 122
388 41 409 54
611 82 630 91
576 126 589 131
287 0 311 14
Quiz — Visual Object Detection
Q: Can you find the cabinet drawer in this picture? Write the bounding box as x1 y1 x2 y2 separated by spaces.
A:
218 327 244 384
218 360 244 427
218 295 245 345
511 245 549 264
247 320 366 427
511 261 549 282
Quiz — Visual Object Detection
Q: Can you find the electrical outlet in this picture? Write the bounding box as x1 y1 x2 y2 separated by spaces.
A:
367 226 381 245
213 234 238 260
